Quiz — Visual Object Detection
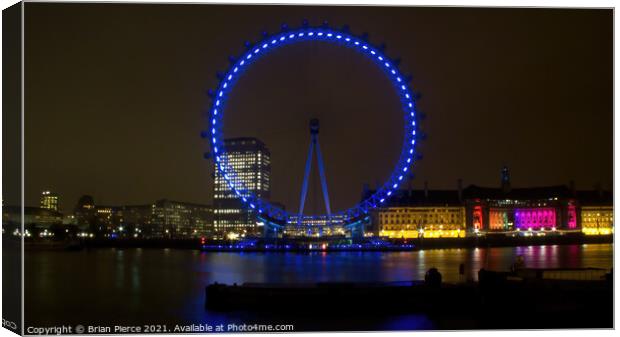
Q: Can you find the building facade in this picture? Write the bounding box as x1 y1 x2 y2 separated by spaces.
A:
72 196 212 238
212 138 271 238
117 205 153 238
577 190 613 236
40 190 59 212
284 214 347 237
580 206 613 235
464 186 579 233
365 168 613 238
368 188 467 239
151 199 213 238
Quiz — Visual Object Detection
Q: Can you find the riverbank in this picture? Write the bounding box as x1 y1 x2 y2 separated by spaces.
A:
21 232 613 251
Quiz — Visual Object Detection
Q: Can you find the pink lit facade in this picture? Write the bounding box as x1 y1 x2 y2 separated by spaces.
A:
514 208 556 230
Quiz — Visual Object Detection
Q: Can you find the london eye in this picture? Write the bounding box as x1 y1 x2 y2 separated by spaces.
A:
203 22 420 235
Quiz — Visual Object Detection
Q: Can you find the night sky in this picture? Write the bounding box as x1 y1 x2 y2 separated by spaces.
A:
20 4 612 213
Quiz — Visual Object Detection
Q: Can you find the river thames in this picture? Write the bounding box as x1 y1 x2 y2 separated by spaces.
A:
24 243 613 331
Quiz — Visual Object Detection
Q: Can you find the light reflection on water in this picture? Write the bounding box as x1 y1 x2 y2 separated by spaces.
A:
25 244 613 329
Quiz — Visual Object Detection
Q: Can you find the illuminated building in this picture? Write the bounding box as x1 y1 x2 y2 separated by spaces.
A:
62 214 76 225
463 168 579 233
91 205 126 236
74 195 96 232
578 189 613 235
40 190 59 211
71 194 212 238
3 206 63 237
117 205 152 238
514 208 556 230
285 214 347 237
580 206 613 235
3 206 62 226
151 200 213 238
212 138 270 238
368 185 467 239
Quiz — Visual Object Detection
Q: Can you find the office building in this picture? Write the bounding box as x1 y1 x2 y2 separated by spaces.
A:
40 190 59 212
212 138 270 238
151 199 213 238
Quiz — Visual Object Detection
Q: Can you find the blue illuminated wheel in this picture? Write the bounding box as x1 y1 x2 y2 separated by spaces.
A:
204 24 419 225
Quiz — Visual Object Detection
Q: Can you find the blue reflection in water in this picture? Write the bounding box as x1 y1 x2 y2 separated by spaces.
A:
24 244 613 330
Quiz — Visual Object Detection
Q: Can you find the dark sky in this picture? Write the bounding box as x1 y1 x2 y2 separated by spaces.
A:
21 4 612 213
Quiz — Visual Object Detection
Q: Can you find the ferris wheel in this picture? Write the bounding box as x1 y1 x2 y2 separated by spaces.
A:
203 22 421 232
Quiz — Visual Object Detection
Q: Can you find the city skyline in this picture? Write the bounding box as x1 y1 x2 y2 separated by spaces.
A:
12 4 612 214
